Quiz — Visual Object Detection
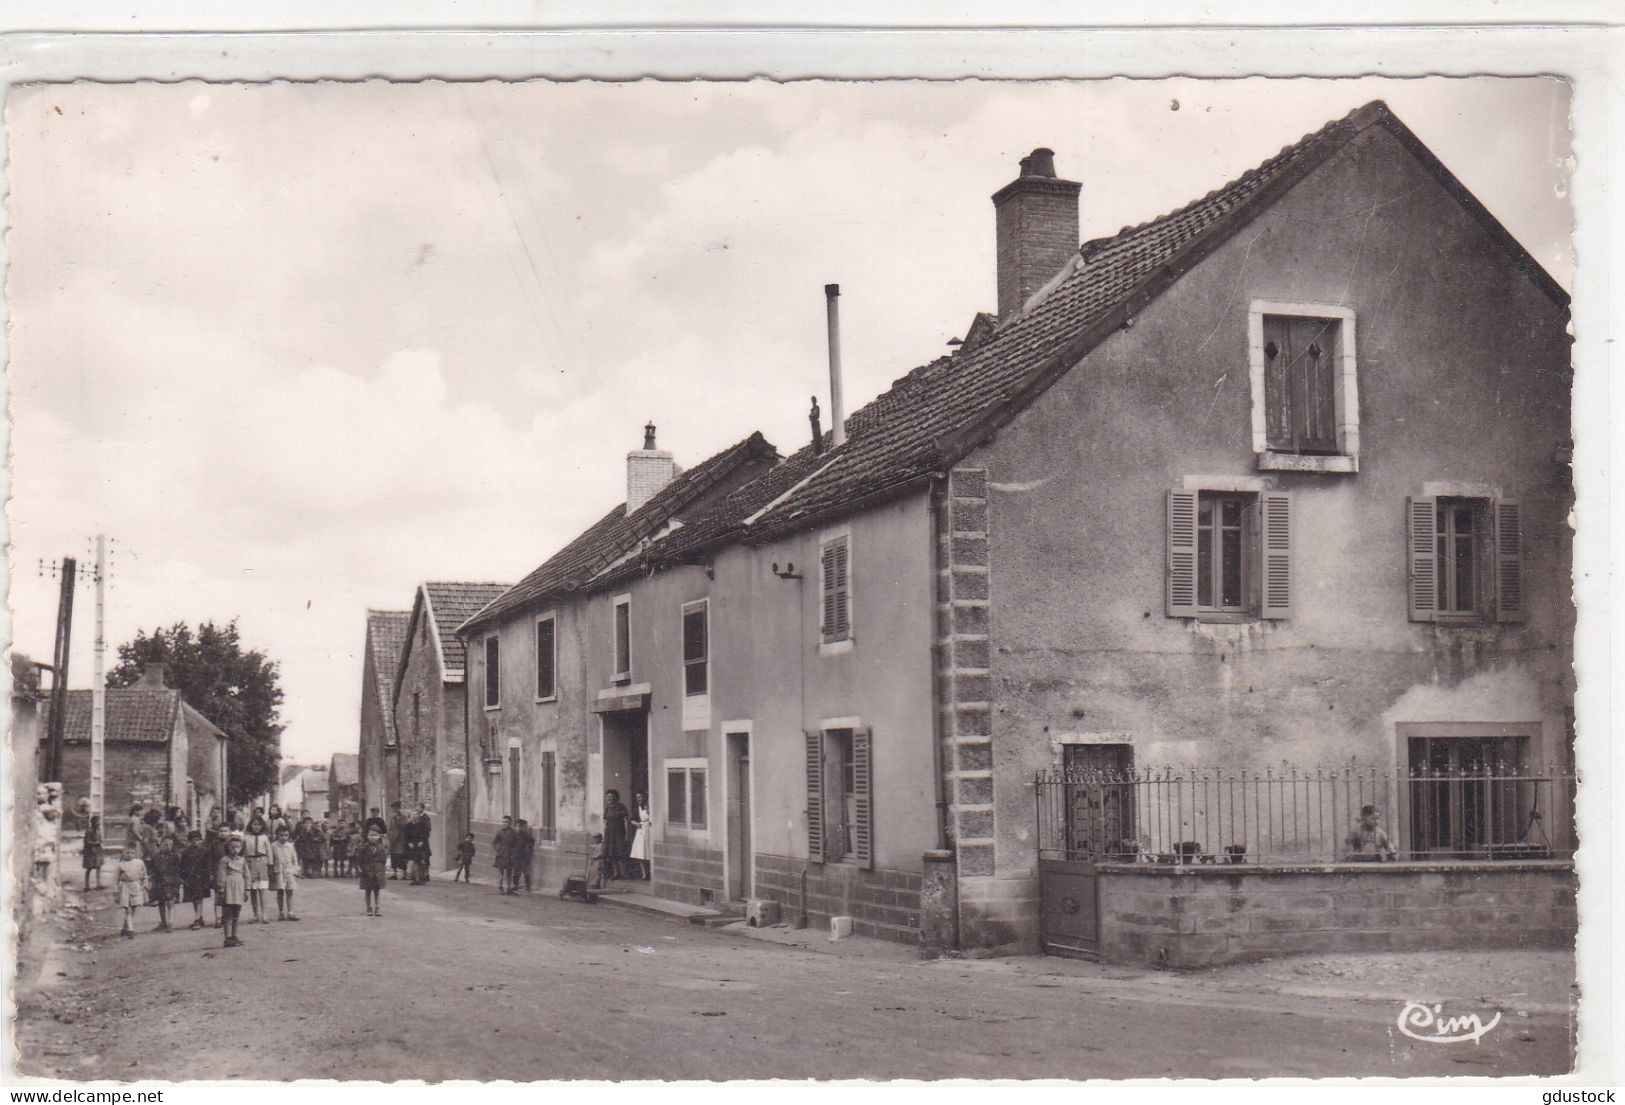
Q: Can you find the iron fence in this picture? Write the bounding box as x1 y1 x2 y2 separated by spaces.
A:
1035 762 1576 865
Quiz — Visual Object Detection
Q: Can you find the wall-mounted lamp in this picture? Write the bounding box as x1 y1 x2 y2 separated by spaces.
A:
772 562 802 580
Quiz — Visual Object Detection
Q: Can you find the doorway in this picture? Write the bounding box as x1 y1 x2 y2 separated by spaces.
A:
601 710 650 878
727 732 753 902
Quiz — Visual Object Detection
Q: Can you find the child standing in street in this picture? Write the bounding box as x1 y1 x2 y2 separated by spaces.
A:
148 834 182 932
113 842 148 940
454 833 476 882
242 813 272 923
357 826 387 917
216 835 249 948
270 825 301 921
81 814 104 890
180 830 212 929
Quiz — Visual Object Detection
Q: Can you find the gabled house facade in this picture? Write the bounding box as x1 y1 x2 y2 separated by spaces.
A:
358 609 409 818
452 101 1573 962
394 581 511 864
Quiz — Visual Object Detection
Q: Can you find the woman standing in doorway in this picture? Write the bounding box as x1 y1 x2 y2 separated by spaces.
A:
627 793 651 881
602 791 631 881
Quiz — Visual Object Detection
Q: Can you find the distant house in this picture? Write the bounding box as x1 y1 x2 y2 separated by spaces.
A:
358 609 409 819
49 664 228 836
280 764 329 821
329 752 360 821
393 581 511 863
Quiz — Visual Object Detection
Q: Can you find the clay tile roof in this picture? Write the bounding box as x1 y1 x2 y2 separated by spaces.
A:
330 752 359 785
46 687 180 744
459 432 779 632
365 610 411 745
423 583 513 670
731 99 1566 544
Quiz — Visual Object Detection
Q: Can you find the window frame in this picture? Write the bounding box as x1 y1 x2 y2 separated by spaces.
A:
682 599 709 698
534 611 558 703
1248 301 1359 473
483 634 501 710
611 593 632 684
1397 722 1539 858
663 758 709 836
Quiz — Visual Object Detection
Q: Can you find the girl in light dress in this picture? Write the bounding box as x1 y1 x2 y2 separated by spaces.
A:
216 835 249 948
242 813 273 923
113 842 148 940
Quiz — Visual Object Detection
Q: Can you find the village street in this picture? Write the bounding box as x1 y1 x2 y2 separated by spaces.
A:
16 874 1576 1081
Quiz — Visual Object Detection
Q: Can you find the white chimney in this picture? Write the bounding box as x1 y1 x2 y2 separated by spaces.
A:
626 421 675 513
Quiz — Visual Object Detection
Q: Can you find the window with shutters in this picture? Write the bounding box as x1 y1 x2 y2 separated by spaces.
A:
1248 302 1359 472
819 535 852 647
664 761 708 832
535 613 557 701
1166 487 1291 620
1407 495 1524 624
540 750 557 841
483 635 501 709
804 726 873 868
611 594 632 682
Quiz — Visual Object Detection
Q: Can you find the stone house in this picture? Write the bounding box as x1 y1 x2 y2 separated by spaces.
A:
50 665 229 837
453 101 1572 962
358 609 409 819
393 581 511 864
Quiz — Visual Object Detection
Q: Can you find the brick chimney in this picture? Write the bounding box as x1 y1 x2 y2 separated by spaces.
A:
138 663 167 689
626 422 675 514
991 147 1081 318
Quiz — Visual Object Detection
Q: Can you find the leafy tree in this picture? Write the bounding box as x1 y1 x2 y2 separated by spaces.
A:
108 620 284 806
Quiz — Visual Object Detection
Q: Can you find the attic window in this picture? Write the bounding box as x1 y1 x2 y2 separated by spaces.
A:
1248 302 1359 473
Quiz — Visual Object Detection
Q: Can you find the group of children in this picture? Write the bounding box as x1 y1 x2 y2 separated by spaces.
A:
95 803 398 947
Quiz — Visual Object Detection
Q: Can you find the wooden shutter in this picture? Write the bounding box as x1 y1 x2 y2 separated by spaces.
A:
1407 496 1438 622
541 751 556 839
1263 317 1291 450
1166 490 1199 616
804 730 825 862
1493 499 1525 623
821 538 850 642
852 727 874 870
1259 491 1292 619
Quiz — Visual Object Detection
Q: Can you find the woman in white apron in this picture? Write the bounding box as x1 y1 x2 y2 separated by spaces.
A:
628 792 651 880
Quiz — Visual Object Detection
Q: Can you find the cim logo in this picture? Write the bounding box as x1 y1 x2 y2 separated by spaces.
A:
1396 1000 1503 1044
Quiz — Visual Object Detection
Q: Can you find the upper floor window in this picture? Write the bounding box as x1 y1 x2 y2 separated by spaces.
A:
483 635 500 708
1407 495 1524 624
1249 302 1358 472
1167 487 1291 620
682 601 708 697
820 535 851 645
535 614 557 701
612 595 632 682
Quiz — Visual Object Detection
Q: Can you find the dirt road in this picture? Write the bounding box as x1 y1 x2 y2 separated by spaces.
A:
15 874 1575 1081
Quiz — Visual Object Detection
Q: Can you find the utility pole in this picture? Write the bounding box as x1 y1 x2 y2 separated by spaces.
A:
42 557 77 782
90 535 108 819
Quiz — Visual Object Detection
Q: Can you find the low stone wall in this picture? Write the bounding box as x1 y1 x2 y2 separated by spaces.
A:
754 853 923 943
1095 860 1577 969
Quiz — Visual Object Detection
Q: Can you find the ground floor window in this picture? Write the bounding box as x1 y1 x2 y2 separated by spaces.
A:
1061 743 1138 859
665 763 707 831
805 726 872 868
1406 734 1530 857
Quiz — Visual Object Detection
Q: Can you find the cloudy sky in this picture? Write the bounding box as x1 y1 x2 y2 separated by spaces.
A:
5 77 1572 764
